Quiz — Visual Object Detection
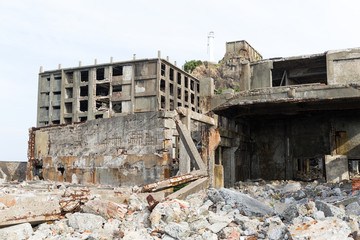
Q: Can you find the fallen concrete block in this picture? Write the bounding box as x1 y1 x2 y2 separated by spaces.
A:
0 194 61 227
82 199 128 220
0 222 33 240
67 212 105 232
219 188 274 217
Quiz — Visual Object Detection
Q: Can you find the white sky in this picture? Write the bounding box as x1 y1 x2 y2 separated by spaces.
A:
0 0 360 161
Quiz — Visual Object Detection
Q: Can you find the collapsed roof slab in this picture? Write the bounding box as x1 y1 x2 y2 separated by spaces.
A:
213 83 360 118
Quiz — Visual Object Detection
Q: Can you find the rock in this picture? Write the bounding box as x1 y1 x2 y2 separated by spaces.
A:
315 200 345 218
206 222 229 233
298 202 316 217
128 194 145 212
266 217 289 240
234 215 261 235
82 199 127 220
67 213 105 232
164 222 190 239
281 204 299 222
206 188 224 203
149 199 189 230
201 230 218 240
190 219 210 232
282 182 301 193
313 211 326 220
334 187 342 196
0 223 33 240
208 211 233 224
346 202 360 216
219 188 274 217
289 218 352 240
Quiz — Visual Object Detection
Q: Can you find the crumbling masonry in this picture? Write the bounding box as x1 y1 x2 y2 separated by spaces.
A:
26 41 360 189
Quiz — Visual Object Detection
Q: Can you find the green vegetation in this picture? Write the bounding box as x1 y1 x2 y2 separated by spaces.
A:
173 182 190 192
184 60 203 73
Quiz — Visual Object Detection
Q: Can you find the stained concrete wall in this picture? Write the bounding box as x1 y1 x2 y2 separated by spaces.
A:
245 111 360 180
327 48 360 85
250 61 273 89
30 112 174 186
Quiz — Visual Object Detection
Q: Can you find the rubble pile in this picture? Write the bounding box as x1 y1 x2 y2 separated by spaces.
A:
0 180 359 240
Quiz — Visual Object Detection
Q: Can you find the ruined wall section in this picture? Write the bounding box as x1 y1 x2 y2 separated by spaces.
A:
29 112 174 186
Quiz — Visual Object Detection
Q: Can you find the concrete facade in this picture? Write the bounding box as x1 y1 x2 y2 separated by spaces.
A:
213 47 360 184
37 58 201 127
27 43 360 188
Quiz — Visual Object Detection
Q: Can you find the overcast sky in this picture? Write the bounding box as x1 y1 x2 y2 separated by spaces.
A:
1 0 360 161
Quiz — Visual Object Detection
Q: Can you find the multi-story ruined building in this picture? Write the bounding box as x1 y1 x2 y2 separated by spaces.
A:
27 41 360 189
36 58 201 127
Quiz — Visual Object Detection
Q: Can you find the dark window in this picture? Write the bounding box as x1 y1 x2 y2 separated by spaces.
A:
81 71 89 82
96 68 105 80
80 100 88 112
112 65 123 76
160 79 166 92
80 86 88 97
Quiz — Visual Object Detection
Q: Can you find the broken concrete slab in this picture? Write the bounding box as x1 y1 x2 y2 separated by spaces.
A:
82 199 128 220
219 188 274 217
0 193 61 227
325 155 349 183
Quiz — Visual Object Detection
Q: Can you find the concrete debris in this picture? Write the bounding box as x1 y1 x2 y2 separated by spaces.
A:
0 223 33 240
0 179 359 239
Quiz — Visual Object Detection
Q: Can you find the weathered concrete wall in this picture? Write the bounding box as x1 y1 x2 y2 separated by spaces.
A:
29 112 174 186
250 61 273 89
327 48 360 85
0 162 27 182
246 112 360 180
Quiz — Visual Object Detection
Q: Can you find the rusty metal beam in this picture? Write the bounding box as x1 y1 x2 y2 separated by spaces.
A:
142 170 206 192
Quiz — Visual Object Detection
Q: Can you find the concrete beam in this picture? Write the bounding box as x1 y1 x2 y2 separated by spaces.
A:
142 170 206 192
166 177 209 200
175 118 207 171
176 107 215 126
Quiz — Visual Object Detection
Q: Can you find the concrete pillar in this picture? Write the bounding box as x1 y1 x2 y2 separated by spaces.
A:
39 66 43 73
223 146 238 187
133 54 136 60
79 61 82 67
88 69 95 120
58 64 61 70
94 59 97 65
110 57 113 63
158 50 161 58
352 160 359 174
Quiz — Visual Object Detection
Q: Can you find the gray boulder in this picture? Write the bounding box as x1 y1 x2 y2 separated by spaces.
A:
206 188 224 203
315 200 345 218
345 202 360 216
219 188 274 217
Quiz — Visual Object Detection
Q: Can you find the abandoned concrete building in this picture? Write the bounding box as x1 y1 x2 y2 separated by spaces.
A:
26 41 360 190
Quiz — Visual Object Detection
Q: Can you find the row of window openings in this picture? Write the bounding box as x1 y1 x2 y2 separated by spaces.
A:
64 84 123 99
161 64 199 89
64 100 115 114
160 96 199 112
160 79 199 93
64 66 124 84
